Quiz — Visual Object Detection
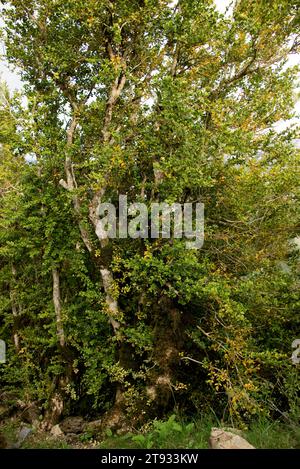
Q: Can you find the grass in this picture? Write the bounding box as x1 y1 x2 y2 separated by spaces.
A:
99 414 220 450
22 436 70 449
246 418 300 449
2 413 300 449
0 419 19 443
0 418 70 449
98 414 300 450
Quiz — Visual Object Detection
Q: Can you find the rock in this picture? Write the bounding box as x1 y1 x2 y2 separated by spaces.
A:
12 426 33 449
221 427 243 436
0 432 8 449
50 424 64 437
59 416 85 434
21 403 40 425
65 432 79 444
209 427 255 449
84 419 102 435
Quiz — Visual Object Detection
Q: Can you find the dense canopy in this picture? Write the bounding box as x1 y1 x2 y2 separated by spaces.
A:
0 0 299 436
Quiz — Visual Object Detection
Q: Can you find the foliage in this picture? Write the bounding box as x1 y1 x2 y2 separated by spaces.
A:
0 0 299 430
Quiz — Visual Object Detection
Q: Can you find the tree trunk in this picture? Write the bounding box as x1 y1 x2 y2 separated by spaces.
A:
42 269 73 429
145 297 188 419
52 268 65 348
57 51 127 428
42 376 66 430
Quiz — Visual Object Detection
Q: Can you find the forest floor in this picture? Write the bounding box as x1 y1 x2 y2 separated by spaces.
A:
1 413 300 449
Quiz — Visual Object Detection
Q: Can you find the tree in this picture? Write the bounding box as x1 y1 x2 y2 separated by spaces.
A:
0 0 299 429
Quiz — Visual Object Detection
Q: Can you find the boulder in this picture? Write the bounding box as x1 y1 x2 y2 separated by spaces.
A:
84 419 102 436
50 424 64 437
12 426 33 449
59 416 85 434
221 427 243 436
65 433 80 444
209 427 255 449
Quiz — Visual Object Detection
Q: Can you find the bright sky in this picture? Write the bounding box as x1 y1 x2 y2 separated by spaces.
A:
215 0 232 14
0 11 23 91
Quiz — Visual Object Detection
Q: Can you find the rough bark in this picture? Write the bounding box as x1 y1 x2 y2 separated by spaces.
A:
43 268 75 429
42 376 66 430
52 268 65 348
145 296 188 419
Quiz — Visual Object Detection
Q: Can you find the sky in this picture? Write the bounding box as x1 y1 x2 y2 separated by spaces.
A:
215 0 232 14
0 0 299 126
